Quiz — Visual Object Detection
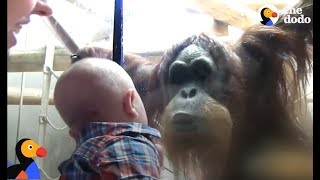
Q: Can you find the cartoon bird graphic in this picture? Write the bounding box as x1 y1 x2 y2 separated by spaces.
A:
260 7 278 26
7 138 47 179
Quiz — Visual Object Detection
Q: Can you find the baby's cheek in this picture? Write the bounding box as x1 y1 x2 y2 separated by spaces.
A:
69 128 80 143
8 0 37 29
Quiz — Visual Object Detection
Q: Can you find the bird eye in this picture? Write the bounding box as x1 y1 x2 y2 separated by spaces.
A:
28 145 33 150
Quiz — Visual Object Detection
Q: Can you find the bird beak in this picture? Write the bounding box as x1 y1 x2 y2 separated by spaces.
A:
36 147 47 157
272 12 278 17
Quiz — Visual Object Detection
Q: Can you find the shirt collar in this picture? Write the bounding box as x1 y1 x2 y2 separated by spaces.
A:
79 122 161 144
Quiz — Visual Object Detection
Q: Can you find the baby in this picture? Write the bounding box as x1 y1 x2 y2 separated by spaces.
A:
54 58 162 179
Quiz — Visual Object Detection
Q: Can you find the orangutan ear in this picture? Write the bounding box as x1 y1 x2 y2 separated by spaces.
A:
235 25 310 93
123 89 139 119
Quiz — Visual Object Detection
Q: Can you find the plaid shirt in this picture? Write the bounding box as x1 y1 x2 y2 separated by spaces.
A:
58 122 161 180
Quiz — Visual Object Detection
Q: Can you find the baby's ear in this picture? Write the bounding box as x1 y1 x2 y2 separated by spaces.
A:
123 89 139 118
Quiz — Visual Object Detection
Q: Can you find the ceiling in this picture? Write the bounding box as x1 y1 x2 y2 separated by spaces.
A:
10 0 299 53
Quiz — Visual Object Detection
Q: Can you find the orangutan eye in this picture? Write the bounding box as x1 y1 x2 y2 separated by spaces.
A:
28 145 33 150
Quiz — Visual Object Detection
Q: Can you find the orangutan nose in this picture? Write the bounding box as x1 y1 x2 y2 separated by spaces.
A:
181 88 197 98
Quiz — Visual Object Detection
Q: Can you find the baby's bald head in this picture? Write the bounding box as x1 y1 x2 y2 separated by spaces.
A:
54 58 147 131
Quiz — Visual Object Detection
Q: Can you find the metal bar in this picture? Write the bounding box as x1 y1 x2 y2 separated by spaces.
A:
39 0 78 54
113 0 124 66
7 87 54 105
14 72 25 164
41 16 79 54
40 115 68 131
8 47 163 72
36 43 55 168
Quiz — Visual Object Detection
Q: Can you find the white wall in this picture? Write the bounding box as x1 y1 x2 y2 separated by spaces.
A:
7 72 76 179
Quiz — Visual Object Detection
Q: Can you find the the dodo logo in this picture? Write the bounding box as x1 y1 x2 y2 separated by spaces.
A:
7 138 47 180
283 7 311 24
259 5 279 26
